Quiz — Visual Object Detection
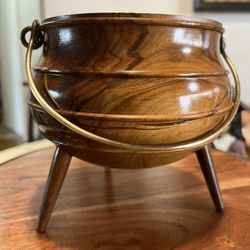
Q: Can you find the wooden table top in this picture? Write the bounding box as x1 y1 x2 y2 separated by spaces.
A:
0 147 250 249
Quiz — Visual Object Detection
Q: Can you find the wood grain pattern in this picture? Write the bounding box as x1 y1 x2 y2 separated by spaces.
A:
196 146 224 211
28 13 233 168
37 147 71 232
21 13 239 235
0 148 250 249
42 13 224 33
36 145 225 232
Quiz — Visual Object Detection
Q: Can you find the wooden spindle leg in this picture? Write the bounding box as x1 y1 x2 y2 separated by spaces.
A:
196 146 224 212
37 147 71 232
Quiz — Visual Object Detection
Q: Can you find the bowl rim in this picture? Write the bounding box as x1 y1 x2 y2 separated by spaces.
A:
41 12 224 33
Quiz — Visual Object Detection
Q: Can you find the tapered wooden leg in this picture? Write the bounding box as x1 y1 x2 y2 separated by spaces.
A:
37 147 71 232
196 146 224 212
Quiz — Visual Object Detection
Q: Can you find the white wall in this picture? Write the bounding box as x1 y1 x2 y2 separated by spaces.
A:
42 0 250 105
0 0 25 137
42 0 190 16
0 0 41 138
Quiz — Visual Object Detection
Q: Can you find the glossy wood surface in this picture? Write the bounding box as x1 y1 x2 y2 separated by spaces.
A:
1 148 249 249
196 146 224 211
37 145 224 232
37 147 71 232
29 13 232 168
38 22 225 76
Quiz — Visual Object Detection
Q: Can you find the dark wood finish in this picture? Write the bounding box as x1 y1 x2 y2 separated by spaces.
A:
37 147 71 232
196 146 224 211
22 13 237 232
38 145 224 232
42 13 224 33
1 148 250 249
29 13 232 169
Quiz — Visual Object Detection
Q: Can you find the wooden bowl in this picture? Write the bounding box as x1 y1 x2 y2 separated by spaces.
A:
27 13 233 168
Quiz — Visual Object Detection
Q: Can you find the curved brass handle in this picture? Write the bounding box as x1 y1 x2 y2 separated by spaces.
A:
22 20 240 152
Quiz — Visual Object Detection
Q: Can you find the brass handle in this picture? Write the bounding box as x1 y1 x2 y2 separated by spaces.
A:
22 20 240 152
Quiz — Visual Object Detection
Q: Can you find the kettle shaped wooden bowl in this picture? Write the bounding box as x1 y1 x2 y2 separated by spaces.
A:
21 13 240 232
22 13 239 169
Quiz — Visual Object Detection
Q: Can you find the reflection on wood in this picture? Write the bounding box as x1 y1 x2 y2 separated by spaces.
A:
0 148 249 249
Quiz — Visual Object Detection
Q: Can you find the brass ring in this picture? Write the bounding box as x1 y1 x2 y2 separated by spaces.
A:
20 21 44 49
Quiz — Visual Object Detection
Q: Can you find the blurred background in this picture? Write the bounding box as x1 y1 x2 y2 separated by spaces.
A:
0 0 249 156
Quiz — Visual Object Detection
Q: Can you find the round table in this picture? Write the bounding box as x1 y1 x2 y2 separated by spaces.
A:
0 142 250 249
